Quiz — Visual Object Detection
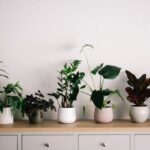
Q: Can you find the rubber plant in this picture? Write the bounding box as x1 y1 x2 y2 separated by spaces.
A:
81 44 124 109
125 70 150 106
0 82 23 113
48 60 85 108
0 60 8 79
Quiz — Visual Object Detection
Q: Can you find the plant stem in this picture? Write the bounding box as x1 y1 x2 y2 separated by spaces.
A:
4 94 8 107
84 52 96 90
80 91 91 96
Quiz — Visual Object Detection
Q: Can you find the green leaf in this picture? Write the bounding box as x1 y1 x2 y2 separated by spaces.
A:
102 89 113 96
91 63 104 75
91 90 104 109
80 85 86 89
98 65 121 79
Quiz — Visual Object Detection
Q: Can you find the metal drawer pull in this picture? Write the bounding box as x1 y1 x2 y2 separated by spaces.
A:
101 142 107 147
44 143 50 148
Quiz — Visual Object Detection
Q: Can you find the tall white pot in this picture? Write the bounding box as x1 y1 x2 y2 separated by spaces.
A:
94 107 113 123
129 105 149 123
57 107 76 124
0 107 14 124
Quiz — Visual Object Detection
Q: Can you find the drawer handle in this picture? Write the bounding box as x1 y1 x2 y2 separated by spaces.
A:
44 143 50 148
101 142 107 147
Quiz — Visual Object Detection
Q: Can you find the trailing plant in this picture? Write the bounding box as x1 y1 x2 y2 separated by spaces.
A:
125 70 150 106
81 44 124 109
22 90 56 117
0 82 23 113
48 60 85 108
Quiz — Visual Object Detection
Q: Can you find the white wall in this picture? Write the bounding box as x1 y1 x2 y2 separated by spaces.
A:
0 0 150 120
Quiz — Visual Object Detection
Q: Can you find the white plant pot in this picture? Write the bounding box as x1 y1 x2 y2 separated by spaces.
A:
129 105 149 123
94 107 113 123
57 107 76 124
0 107 14 124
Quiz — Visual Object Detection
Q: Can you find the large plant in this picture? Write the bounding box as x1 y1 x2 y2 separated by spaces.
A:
125 70 150 106
81 44 123 109
48 60 85 108
0 82 23 113
22 90 56 117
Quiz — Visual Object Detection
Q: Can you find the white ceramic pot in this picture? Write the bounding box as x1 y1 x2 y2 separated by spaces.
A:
0 107 14 124
94 107 113 123
129 105 149 123
57 107 76 124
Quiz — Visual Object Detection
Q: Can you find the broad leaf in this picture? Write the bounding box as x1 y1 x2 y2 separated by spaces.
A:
91 63 104 75
98 65 121 79
91 90 104 109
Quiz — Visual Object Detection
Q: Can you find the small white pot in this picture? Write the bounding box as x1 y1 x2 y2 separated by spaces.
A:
0 107 14 124
94 107 113 123
57 107 76 124
129 105 149 123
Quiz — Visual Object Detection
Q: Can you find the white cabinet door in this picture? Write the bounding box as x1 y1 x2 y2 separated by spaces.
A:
22 134 75 150
0 135 17 150
79 134 130 150
135 134 150 150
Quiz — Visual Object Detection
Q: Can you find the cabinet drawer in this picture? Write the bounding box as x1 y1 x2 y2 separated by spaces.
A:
135 134 150 150
22 134 75 150
79 134 130 150
0 135 18 150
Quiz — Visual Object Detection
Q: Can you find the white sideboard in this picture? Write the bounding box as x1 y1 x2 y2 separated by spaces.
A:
0 120 150 150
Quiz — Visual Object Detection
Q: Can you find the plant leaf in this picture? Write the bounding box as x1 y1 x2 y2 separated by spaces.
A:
91 63 104 75
98 65 121 79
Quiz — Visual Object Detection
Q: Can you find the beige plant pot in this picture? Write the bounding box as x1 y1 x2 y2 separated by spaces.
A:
94 107 113 123
57 107 76 124
0 107 14 124
129 105 149 123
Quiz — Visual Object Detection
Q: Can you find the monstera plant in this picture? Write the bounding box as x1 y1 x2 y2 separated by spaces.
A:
125 70 150 123
81 44 123 123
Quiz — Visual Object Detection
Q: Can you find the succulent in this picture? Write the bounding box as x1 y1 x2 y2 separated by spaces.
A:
48 60 85 108
125 70 150 106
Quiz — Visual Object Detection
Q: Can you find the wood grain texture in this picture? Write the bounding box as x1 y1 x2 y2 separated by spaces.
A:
0 120 150 132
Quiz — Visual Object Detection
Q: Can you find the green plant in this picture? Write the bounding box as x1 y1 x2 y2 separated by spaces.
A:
81 44 123 109
125 70 150 106
0 61 8 79
22 90 56 118
0 82 23 113
48 60 85 108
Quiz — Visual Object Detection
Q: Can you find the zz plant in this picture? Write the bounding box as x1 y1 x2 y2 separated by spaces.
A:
48 60 85 108
125 70 150 106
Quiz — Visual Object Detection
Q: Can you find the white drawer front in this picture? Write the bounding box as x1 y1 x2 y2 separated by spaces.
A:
22 134 75 150
135 135 150 150
79 134 130 150
0 135 17 150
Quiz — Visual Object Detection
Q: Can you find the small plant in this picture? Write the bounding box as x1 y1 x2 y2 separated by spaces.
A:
0 82 23 113
81 44 123 109
22 90 56 117
125 70 150 106
48 60 85 108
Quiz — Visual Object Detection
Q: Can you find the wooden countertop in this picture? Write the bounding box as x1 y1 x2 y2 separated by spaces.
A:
0 120 150 132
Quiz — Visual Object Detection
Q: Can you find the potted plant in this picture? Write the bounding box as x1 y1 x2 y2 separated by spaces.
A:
48 60 85 123
22 90 56 124
0 82 23 124
81 44 123 123
125 70 150 123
